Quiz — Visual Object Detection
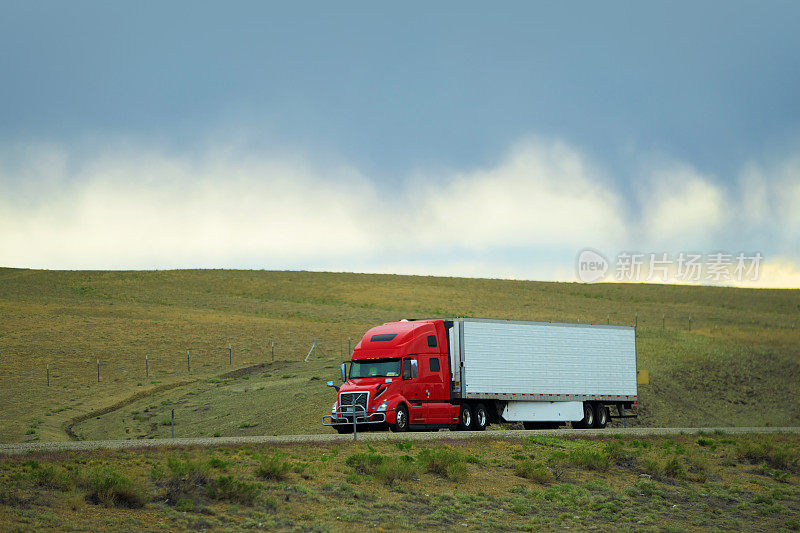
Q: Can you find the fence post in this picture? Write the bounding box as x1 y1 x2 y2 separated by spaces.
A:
271 341 274 362
229 344 232 365
97 359 100 383
145 355 149 378
662 314 665 330
171 409 175 438
46 364 50 387
187 350 190 373
606 315 610 325
688 316 692 332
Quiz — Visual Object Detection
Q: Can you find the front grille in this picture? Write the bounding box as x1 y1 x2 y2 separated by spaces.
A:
339 391 368 416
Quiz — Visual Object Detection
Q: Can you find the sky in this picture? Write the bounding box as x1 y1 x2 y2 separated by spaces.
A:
1 2 799 286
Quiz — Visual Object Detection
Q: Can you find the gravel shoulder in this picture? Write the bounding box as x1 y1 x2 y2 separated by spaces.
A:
2 426 798 456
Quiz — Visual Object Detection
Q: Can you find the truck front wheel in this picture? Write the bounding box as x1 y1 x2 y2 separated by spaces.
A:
391 404 409 433
473 403 488 431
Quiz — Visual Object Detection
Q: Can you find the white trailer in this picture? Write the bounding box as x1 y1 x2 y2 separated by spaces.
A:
448 318 637 428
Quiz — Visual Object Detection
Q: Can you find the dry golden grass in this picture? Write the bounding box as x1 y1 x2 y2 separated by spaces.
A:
1 268 799 442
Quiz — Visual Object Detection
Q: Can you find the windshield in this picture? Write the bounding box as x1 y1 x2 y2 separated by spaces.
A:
349 359 401 379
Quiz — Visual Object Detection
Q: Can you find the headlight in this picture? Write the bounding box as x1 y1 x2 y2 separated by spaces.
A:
331 402 337 414
376 401 390 412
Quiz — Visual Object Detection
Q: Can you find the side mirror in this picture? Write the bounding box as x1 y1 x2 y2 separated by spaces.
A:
340 363 347 382
327 380 339 392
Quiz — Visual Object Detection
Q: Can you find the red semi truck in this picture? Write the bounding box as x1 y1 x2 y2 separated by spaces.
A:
322 318 638 432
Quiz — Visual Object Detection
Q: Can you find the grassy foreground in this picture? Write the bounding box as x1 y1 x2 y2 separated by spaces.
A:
1 433 799 531
1 268 799 442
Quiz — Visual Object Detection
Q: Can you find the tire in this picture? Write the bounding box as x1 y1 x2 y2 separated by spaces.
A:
593 404 609 429
334 425 353 434
391 404 409 433
473 403 488 431
457 404 473 430
572 402 595 429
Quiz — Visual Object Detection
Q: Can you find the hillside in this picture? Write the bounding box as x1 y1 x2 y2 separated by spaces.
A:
0 268 799 443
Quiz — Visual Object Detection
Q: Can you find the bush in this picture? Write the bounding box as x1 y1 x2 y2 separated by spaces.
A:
418 446 468 481
85 467 146 508
206 475 260 505
736 440 799 472
514 461 555 484
256 454 292 480
30 464 74 491
663 457 686 479
207 458 228 471
445 463 468 482
567 449 610 471
376 457 418 485
345 452 384 475
159 457 209 505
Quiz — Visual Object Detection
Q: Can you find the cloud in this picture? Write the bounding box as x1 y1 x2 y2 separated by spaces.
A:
413 140 627 251
637 162 727 249
0 139 627 269
0 139 798 287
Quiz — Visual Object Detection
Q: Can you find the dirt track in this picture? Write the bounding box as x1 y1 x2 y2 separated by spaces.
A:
2 426 798 456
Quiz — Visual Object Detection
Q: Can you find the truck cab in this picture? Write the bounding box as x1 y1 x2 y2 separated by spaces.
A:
323 319 461 433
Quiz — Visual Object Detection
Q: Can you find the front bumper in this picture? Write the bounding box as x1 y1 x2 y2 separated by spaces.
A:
322 406 387 427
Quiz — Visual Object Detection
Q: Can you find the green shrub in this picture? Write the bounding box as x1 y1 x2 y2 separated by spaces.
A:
207 458 228 471
175 497 195 511
514 461 555 484
376 457 418 485
345 452 384 475
160 457 209 505
417 446 467 481
85 467 146 508
664 457 686 479
256 454 292 480
567 448 610 471
29 464 74 491
206 475 260 505
445 463 468 482
736 440 799 472
394 440 413 452
167 457 207 481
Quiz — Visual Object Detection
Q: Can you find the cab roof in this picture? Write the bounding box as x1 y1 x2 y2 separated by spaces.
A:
351 319 443 361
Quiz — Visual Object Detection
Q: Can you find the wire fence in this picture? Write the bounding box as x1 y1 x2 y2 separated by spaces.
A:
23 314 800 390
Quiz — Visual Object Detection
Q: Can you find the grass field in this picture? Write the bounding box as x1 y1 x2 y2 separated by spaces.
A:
1 432 799 531
0 268 799 443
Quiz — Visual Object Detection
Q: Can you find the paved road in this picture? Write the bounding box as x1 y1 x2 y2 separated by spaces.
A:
2 427 798 456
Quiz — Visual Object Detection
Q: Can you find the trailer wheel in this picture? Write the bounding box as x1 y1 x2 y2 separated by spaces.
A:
457 404 472 430
572 402 595 429
473 403 488 431
593 404 609 429
391 404 409 433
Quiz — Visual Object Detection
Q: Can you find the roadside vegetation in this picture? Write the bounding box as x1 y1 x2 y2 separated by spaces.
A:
0 268 798 442
1 433 798 531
